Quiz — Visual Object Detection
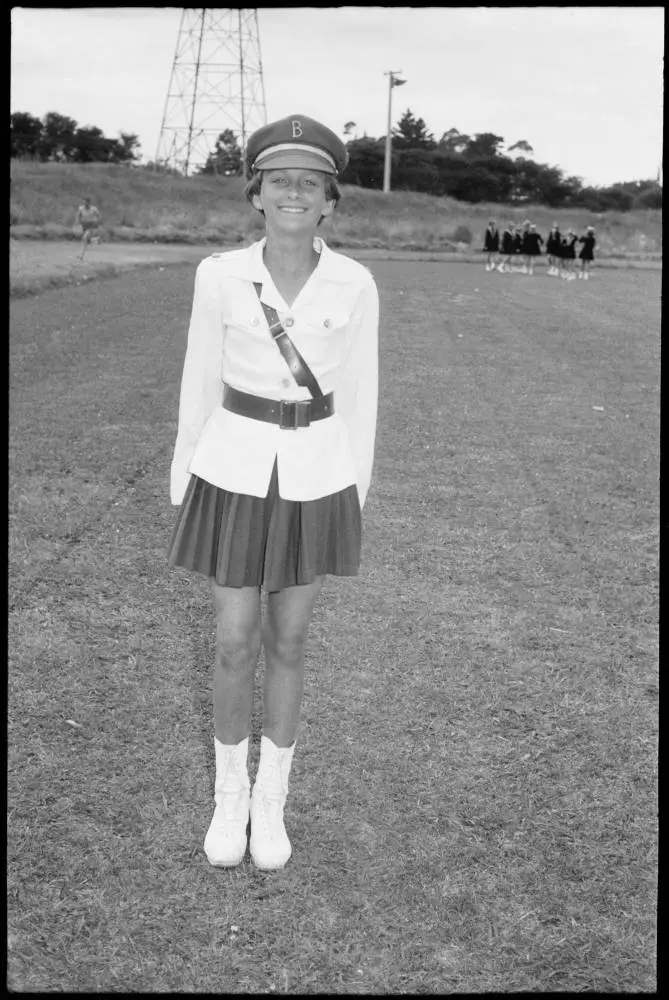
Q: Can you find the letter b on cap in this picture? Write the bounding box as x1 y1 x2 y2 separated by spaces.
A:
291 119 303 138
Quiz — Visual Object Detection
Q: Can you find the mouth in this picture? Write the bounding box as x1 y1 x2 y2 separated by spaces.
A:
279 206 308 214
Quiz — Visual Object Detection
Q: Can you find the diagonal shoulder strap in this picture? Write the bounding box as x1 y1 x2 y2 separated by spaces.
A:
253 282 324 399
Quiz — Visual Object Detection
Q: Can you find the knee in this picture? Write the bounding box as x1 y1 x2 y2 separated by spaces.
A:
215 623 261 673
264 622 308 666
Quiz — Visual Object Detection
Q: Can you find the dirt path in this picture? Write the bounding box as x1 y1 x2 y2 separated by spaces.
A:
10 238 661 299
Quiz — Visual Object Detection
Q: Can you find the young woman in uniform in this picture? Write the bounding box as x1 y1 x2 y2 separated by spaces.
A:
545 222 561 275
560 229 578 280
483 218 500 271
498 221 515 272
168 115 379 870
523 223 544 276
519 219 532 273
577 226 596 279
512 224 524 270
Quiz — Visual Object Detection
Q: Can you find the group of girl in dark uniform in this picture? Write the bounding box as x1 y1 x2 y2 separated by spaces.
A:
483 220 597 279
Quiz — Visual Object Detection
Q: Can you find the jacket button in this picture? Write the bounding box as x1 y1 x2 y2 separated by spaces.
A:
250 316 259 326
281 378 291 389
284 316 294 327
323 318 331 328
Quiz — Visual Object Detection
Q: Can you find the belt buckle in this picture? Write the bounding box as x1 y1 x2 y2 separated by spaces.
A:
279 399 309 429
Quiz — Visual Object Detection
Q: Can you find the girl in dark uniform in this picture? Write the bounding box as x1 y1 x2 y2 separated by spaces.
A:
498 221 515 272
520 219 532 273
577 226 596 279
483 219 500 271
545 222 561 275
523 223 544 275
512 225 524 270
560 229 578 280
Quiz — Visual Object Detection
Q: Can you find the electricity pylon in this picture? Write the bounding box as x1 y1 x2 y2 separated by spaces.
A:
155 8 267 175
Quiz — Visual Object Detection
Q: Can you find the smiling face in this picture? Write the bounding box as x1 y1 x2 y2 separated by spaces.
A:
252 168 335 234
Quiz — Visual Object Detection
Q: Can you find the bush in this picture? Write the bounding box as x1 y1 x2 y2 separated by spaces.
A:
452 224 472 244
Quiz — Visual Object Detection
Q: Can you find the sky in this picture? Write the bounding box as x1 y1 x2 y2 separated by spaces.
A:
10 6 665 186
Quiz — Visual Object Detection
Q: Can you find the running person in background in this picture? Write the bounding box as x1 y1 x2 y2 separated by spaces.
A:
560 229 578 280
545 222 561 275
577 226 596 279
75 196 101 260
523 224 544 275
483 219 500 271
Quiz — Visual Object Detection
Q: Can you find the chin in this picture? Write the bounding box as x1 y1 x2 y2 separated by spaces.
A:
270 215 317 234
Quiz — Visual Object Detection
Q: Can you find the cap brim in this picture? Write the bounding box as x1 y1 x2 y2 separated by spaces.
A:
253 147 337 174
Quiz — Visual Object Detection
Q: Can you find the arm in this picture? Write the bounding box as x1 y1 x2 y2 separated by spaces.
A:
170 260 224 505
336 275 380 510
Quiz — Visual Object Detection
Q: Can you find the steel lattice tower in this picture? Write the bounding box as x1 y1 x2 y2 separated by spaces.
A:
155 8 267 175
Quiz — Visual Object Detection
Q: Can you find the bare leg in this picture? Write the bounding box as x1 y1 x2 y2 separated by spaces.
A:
263 576 324 747
210 581 262 744
79 229 91 260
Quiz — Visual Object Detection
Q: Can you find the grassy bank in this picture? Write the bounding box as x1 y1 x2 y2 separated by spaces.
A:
10 160 662 257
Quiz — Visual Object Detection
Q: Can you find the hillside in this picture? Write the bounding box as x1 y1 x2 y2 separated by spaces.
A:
10 160 662 257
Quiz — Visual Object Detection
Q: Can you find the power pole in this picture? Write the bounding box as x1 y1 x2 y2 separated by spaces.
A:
382 70 406 193
156 8 267 176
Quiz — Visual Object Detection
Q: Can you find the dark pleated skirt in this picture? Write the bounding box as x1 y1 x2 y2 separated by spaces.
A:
167 459 361 591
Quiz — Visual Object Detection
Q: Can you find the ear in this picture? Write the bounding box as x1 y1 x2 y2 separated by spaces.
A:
320 199 335 219
251 192 264 213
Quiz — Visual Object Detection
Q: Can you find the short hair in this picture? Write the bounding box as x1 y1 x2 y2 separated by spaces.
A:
244 169 341 224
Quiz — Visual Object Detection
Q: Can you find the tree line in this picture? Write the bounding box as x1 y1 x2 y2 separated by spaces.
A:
11 107 661 212
11 111 141 165
339 110 661 211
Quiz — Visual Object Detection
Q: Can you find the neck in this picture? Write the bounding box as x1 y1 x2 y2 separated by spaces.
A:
263 231 319 278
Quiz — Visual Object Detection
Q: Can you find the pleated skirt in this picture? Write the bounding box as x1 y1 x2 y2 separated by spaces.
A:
167 459 361 591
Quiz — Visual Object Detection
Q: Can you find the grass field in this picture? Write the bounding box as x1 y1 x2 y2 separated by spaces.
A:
10 159 663 258
8 257 659 992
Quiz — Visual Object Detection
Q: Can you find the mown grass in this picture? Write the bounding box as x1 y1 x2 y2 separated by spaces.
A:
10 159 663 257
8 260 658 992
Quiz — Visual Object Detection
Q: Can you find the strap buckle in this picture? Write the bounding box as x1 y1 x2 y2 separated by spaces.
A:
279 400 310 429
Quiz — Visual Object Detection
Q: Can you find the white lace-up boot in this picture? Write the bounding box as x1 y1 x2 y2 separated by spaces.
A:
250 735 295 870
203 737 250 867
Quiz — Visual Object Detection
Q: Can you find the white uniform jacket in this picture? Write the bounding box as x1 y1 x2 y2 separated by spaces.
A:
170 237 379 509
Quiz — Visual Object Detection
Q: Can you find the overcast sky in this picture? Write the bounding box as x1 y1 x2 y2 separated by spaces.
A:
10 6 664 186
